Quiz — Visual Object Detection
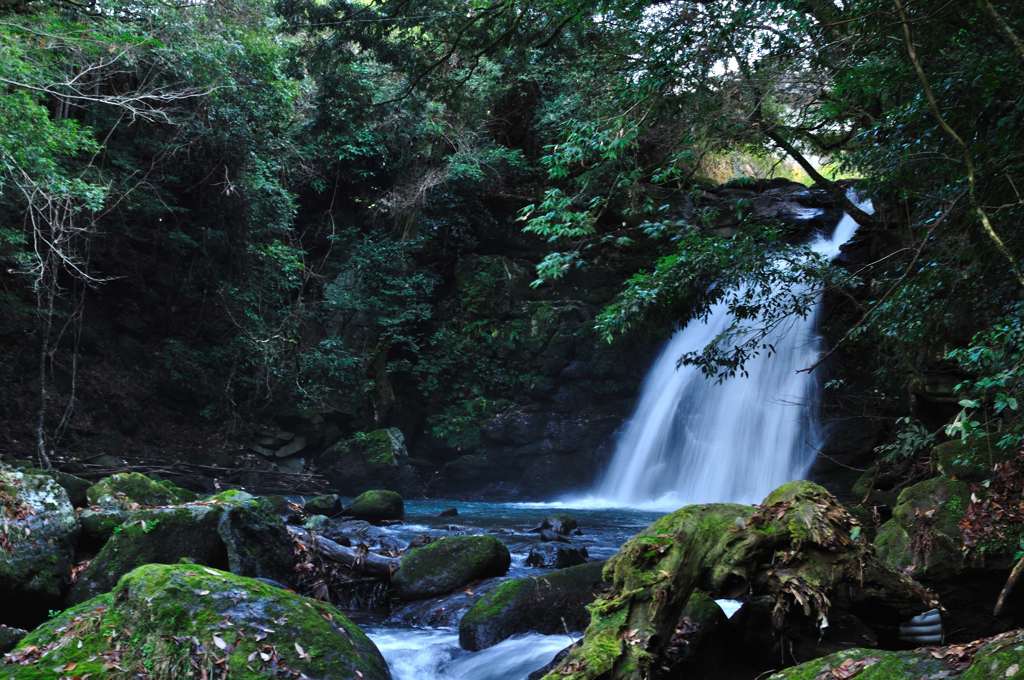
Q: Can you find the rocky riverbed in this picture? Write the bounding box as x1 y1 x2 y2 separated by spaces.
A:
2 466 1022 679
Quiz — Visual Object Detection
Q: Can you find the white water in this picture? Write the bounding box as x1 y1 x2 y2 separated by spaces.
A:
568 199 871 510
369 628 576 680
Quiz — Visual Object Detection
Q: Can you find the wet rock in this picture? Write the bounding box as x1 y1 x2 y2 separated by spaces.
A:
530 514 579 539
459 561 606 651
4 563 391 680
388 578 504 628
304 493 341 515
85 472 196 509
525 543 589 569
541 481 937 680
439 507 459 517
0 468 79 624
392 535 511 600
347 489 404 521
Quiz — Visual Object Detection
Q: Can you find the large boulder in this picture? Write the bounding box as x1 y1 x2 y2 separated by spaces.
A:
768 628 1024 679
459 561 606 651
85 472 196 509
4 563 391 680
348 489 404 521
0 468 79 624
541 481 936 680
320 429 414 495
392 535 511 600
69 490 294 604
874 476 970 580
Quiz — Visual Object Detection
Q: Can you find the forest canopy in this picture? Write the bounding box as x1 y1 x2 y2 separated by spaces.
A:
0 0 1021 469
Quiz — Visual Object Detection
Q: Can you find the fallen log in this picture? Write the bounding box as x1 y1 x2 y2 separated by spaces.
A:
288 525 399 579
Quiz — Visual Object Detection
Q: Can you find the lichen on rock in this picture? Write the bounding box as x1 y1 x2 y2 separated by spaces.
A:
85 472 196 510
0 467 79 622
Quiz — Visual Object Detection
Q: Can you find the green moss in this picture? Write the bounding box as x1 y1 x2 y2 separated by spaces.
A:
769 631 1024 680
463 578 528 623
873 476 970 579
86 472 196 509
4 564 390 680
393 534 511 600
348 489 404 520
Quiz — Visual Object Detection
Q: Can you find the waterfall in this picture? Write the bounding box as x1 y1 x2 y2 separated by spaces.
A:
592 197 871 509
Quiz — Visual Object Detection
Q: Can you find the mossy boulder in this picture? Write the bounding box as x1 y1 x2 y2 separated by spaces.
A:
304 493 341 515
348 489 404 521
217 493 295 585
78 507 131 547
86 472 196 510
321 428 410 495
542 481 936 680
874 476 970 580
932 439 1009 482
459 560 605 651
0 468 79 622
392 535 511 600
4 563 391 680
69 491 294 604
768 628 1024 679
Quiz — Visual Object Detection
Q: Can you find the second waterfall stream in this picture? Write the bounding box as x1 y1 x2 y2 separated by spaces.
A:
586 196 872 510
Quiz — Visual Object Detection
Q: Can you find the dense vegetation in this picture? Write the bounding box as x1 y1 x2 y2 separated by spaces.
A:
0 0 1021 497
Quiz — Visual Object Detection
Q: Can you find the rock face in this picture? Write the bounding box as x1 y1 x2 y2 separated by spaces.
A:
85 472 196 509
69 490 294 604
459 561 606 651
541 481 936 680
4 563 391 680
348 489 404 521
767 628 1024 679
0 468 79 624
392 535 511 600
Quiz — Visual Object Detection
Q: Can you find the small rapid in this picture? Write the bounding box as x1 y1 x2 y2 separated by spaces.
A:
368 628 576 680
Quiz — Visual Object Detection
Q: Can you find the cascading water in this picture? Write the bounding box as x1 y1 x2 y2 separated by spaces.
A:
591 197 872 509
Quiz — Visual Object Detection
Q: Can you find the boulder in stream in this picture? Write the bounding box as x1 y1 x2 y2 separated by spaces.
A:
539 481 937 680
392 534 511 600
525 543 589 568
347 489 404 521
4 563 391 680
459 560 606 651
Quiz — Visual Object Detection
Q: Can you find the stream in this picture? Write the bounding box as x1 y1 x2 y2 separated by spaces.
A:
355 202 869 678
351 499 664 679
